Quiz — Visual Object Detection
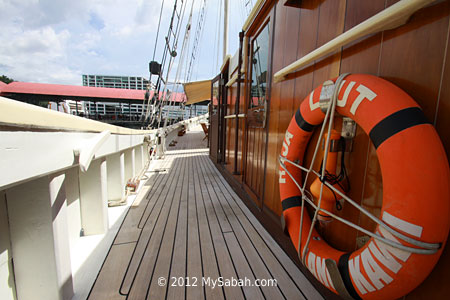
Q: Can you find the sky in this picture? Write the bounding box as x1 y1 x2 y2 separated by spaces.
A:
0 0 251 86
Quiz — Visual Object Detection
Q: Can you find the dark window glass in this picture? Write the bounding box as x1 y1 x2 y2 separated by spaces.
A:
249 22 269 109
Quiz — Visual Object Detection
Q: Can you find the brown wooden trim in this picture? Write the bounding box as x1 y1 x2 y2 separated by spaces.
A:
234 31 245 175
245 0 277 37
260 4 277 211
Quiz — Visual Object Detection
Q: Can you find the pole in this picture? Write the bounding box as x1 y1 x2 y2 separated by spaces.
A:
234 31 244 175
223 0 229 61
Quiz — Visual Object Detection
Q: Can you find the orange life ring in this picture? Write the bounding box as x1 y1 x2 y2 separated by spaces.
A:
279 74 450 300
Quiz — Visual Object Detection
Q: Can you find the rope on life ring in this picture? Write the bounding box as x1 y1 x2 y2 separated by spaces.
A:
278 73 450 300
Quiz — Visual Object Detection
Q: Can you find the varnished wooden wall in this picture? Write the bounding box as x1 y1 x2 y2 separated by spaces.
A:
224 78 246 177
222 0 450 298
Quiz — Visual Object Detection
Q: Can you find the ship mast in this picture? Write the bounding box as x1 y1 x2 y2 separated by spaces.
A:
223 0 229 60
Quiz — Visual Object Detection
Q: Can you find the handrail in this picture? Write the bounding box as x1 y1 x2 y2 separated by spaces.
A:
226 73 239 87
0 96 156 135
242 0 265 32
224 113 246 119
273 0 435 83
242 36 248 74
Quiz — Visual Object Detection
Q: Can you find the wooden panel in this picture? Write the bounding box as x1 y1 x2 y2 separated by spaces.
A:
237 117 245 174
266 6 301 214
223 0 450 298
266 0 322 218
380 0 449 121
340 0 384 75
251 127 261 193
317 0 385 252
256 128 265 197
264 3 289 216
210 113 219 162
293 0 321 109
311 0 346 88
435 4 450 172
405 2 450 299
340 0 385 249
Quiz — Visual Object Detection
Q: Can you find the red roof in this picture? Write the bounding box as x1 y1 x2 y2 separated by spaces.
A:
0 81 185 102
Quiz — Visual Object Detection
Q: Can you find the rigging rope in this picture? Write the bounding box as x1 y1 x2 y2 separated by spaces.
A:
147 0 189 129
143 0 166 126
163 0 196 129
185 0 207 83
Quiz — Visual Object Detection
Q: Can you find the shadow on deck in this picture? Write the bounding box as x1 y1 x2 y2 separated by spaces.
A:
88 126 322 300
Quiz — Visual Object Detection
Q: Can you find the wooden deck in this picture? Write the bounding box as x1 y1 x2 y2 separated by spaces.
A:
88 125 323 300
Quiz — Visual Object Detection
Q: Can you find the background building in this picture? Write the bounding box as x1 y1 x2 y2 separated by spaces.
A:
82 74 150 90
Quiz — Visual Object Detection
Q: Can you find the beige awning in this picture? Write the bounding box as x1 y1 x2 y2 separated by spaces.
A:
183 79 211 105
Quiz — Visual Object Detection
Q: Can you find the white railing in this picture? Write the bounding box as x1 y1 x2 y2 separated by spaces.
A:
0 96 205 300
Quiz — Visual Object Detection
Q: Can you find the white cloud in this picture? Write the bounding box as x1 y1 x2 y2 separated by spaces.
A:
0 0 234 85
0 26 78 84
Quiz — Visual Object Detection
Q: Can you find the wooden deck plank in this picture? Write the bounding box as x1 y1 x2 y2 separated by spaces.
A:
183 153 204 300
192 151 225 300
137 159 172 229
202 154 324 300
121 155 183 296
199 160 233 233
126 155 184 299
147 154 188 299
88 243 134 300
197 155 285 300
223 232 265 300
114 172 162 244
194 154 244 300
90 126 322 300
201 155 304 299
166 153 189 300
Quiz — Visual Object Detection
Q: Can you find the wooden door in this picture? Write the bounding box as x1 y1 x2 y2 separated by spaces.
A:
243 19 272 208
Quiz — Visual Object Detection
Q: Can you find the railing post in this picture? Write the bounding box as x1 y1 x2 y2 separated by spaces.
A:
135 145 144 175
0 191 17 300
6 174 74 300
64 168 82 247
79 158 108 235
131 148 136 178
124 149 134 182
106 153 125 202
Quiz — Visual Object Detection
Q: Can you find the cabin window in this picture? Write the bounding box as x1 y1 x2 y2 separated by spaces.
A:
249 22 270 110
